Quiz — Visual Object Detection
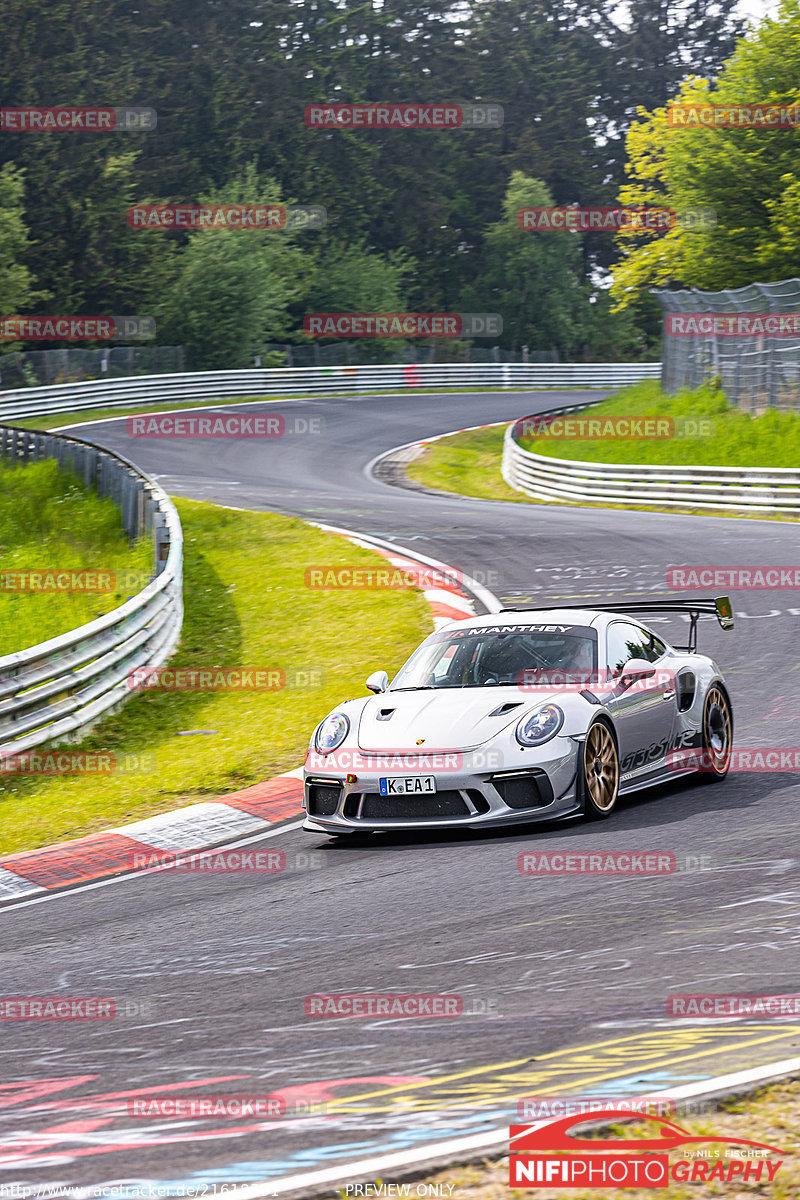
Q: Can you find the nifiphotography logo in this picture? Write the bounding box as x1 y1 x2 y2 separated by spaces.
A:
508 1109 785 1188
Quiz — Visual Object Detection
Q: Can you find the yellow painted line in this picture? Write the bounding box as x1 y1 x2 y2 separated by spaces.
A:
324 1025 800 1112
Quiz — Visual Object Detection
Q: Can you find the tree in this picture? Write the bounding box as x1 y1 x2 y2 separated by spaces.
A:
155 166 310 368
0 164 43 320
296 239 415 359
463 171 590 355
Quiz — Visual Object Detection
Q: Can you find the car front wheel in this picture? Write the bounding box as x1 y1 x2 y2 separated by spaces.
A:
580 720 620 819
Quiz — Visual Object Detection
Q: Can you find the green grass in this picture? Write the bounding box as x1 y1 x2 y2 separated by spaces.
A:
0 459 153 654
520 380 800 467
0 499 432 855
407 426 526 502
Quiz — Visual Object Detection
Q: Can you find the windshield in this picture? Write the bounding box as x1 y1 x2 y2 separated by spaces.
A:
390 623 598 689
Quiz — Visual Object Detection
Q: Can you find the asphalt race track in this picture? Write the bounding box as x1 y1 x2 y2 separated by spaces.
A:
3 390 800 1195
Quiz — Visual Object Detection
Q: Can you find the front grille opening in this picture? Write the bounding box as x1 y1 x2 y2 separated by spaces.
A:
343 793 362 819
360 790 469 820
492 771 554 810
307 782 342 817
466 789 491 814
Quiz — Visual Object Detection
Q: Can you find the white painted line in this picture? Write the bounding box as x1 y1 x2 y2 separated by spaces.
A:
51 398 321 432
219 1053 800 1198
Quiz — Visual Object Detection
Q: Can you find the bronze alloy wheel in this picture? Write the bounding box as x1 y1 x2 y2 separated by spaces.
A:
702 685 732 779
582 721 619 818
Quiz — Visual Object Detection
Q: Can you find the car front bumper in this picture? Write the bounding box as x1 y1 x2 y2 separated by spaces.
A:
302 740 581 833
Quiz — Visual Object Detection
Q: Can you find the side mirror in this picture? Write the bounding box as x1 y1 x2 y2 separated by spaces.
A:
619 658 656 688
366 670 389 694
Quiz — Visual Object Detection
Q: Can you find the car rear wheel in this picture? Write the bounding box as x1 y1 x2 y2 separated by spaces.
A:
580 720 620 819
700 685 732 781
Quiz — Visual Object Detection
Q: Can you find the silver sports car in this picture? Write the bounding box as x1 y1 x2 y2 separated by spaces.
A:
302 597 734 834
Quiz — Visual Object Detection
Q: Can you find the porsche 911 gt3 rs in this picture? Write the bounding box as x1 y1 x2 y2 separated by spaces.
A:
302 596 734 833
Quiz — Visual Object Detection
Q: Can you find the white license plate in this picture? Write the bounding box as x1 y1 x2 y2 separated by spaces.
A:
379 775 437 795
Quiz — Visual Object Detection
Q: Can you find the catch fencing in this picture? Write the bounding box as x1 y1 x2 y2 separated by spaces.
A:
0 427 183 754
656 278 800 410
0 345 188 390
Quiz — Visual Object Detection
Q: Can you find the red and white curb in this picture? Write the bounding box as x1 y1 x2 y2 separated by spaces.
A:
0 770 305 902
0 531 497 903
312 524 481 627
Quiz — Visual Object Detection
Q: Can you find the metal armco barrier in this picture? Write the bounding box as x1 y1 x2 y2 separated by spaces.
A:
0 364 657 754
502 422 800 513
0 362 661 421
0 426 183 754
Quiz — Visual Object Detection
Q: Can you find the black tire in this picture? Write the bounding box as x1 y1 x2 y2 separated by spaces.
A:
580 719 620 819
699 684 733 782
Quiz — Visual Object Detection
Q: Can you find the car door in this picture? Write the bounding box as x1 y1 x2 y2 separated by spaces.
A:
603 621 676 780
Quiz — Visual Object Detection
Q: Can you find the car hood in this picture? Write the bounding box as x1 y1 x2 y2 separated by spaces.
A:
356 687 563 752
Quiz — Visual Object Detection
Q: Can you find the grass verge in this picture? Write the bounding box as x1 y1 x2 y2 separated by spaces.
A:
405 384 800 519
0 458 153 655
520 380 800 467
401 1078 800 1200
0 500 432 854
406 427 526 503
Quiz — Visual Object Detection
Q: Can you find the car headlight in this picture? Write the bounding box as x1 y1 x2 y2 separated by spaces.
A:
516 704 564 747
315 712 350 753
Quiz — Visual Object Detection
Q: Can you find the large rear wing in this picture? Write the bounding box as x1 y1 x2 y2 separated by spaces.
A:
501 596 734 654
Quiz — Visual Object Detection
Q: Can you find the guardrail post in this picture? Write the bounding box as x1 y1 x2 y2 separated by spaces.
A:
153 511 170 575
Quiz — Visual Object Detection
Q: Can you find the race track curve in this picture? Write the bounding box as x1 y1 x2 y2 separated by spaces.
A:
2 389 800 1196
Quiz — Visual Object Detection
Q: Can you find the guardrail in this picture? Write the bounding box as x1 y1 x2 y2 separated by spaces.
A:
0 362 661 421
502 420 800 513
0 427 183 754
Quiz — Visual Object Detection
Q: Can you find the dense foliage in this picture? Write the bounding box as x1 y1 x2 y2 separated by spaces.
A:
0 0 750 363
